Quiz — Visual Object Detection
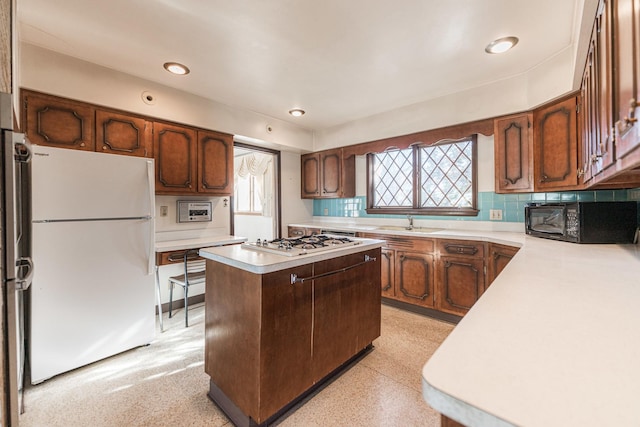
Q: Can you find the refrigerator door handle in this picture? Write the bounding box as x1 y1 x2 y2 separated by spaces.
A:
15 257 34 290
147 160 155 275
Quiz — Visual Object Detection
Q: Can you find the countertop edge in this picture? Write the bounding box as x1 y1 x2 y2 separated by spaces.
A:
199 239 384 274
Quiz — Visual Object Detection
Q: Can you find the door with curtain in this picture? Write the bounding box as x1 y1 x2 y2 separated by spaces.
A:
232 144 280 242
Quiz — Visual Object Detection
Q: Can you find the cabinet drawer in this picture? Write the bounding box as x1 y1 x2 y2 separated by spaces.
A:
156 250 203 266
437 239 485 258
359 233 434 252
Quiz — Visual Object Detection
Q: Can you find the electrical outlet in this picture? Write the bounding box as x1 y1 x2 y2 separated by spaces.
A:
489 209 503 220
323 208 329 215
160 206 168 217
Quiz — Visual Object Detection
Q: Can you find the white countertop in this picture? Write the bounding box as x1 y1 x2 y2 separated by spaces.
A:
199 237 384 274
291 220 640 426
421 236 640 427
155 235 247 252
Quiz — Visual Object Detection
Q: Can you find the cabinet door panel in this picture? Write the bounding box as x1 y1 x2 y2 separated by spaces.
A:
23 90 94 151
312 249 381 381
494 114 533 192
437 257 485 316
154 122 197 193
487 244 520 288
613 0 640 157
197 130 233 195
260 267 314 421
301 153 319 198
395 251 435 308
381 248 395 297
320 150 341 196
534 96 578 190
96 110 152 157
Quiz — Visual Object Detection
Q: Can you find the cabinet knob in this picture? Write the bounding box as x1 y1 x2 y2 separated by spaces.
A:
103 145 107 150
80 142 85 147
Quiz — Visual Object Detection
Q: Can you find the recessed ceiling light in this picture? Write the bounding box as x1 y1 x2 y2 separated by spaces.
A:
289 108 305 117
485 36 519 54
163 62 190 75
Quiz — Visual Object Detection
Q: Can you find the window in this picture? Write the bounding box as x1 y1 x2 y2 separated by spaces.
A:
367 136 478 216
235 174 263 214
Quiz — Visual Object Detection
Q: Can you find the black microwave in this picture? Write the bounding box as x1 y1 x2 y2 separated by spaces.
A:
524 201 638 243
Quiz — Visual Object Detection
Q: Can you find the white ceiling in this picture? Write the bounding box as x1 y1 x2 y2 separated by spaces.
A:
18 0 584 131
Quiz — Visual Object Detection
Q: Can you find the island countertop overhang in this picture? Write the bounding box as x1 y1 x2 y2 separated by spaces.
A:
199 237 385 274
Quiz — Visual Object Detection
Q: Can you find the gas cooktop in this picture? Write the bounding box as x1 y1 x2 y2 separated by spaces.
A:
241 234 362 257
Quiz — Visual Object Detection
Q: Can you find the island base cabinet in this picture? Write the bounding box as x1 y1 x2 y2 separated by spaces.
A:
312 251 381 380
204 248 381 426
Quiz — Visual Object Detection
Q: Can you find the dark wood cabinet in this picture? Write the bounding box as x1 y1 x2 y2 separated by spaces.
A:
155 125 233 195
612 0 640 159
380 248 395 297
312 250 381 380
580 0 615 185
436 240 486 316
533 96 579 191
396 251 436 308
154 122 198 194
197 129 233 195
22 90 95 151
359 233 519 319
95 109 152 157
494 113 533 193
301 148 355 198
487 243 520 287
204 248 380 425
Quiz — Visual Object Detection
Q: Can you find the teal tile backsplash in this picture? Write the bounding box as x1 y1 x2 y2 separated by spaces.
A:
313 188 640 224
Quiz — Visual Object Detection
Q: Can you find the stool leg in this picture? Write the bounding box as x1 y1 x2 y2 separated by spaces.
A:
169 282 174 318
184 285 189 327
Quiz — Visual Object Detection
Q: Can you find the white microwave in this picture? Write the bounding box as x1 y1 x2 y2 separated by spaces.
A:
177 200 212 223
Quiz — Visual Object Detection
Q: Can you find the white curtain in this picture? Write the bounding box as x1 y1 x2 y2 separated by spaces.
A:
234 152 273 216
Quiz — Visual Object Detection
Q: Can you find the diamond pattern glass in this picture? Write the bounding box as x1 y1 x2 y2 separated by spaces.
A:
372 149 413 207
419 141 472 208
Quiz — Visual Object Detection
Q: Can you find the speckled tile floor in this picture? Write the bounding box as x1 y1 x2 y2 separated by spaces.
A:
20 303 454 427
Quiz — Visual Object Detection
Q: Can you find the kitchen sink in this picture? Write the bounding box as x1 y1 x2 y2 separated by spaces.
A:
375 225 442 233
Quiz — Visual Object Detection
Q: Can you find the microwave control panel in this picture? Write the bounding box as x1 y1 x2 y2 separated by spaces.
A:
565 207 579 238
177 200 212 223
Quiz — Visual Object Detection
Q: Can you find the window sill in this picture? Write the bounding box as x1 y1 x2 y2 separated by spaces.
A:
365 207 479 217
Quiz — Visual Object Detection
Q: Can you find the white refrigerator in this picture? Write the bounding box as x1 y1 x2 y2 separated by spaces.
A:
30 145 156 384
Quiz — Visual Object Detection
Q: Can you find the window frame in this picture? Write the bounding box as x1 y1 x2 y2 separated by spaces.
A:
234 173 263 215
366 135 479 216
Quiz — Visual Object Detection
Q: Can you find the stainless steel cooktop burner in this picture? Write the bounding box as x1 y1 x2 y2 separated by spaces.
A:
241 234 361 256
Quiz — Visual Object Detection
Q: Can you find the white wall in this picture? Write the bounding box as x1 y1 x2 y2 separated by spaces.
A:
280 150 314 236
313 48 577 151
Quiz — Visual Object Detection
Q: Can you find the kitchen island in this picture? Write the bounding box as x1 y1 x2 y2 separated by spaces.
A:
199 236 383 426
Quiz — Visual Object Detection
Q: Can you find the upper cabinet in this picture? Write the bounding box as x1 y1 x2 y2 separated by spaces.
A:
154 122 198 194
494 95 579 193
22 90 234 196
22 89 152 158
197 129 233 195
533 96 579 191
580 0 615 184
494 113 533 193
95 109 152 157
301 148 355 199
612 0 640 160
154 122 233 196
23 90 95 151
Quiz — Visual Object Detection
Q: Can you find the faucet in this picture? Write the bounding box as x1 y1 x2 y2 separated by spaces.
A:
406 215 414 230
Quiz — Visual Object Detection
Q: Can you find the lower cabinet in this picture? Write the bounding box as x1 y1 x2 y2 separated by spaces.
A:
395 251 436 308
487 243 520 286
359 233 519 318
436 256 485 316
436 239 486 317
